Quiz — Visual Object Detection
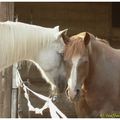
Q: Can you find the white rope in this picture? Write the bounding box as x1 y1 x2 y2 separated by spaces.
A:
15 64 67 118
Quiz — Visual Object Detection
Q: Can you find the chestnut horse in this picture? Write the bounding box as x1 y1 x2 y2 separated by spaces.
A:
63 32 120 117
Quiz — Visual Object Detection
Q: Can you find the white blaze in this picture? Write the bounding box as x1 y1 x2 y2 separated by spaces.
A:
68 56 80 99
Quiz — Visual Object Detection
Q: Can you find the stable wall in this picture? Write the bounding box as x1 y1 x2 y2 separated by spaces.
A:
14 3 112 40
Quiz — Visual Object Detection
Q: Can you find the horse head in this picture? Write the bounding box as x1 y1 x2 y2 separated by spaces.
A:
41 27 68 95
62 32 91 101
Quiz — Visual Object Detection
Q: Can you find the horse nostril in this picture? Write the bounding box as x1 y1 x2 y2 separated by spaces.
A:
65 88 69 96
76 89 80 94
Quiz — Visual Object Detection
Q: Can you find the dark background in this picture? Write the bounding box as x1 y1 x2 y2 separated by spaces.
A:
14 2 120 48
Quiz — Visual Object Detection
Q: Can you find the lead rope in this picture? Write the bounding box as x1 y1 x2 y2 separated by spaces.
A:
15 61 67 118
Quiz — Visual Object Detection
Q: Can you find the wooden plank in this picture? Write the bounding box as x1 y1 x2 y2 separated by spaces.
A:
0 2 14 21
14 3 111 39
11 89 18 118
0 72 3 117
11 64 18 118
2 67 12 117
0 2 14 118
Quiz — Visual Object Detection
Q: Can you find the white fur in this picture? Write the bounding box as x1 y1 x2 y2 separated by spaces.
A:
35 48 62 90
68 56 80 99
0 21 59 70
0 21 67 91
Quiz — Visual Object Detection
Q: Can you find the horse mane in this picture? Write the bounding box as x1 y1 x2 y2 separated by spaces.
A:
0 21 57 70
96 37 110 45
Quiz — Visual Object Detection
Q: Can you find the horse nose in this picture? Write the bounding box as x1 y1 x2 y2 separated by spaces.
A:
65 87 77 100
65 88 69 97
76 89 80 95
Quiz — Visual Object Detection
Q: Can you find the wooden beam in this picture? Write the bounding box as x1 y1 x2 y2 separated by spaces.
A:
11 64 18 118
2 67 13 117
0 72 3 117
0 2 14 21
0 2 14 118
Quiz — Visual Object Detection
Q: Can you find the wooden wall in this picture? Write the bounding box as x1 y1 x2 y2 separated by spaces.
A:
14 2 112 40
0 2 14 21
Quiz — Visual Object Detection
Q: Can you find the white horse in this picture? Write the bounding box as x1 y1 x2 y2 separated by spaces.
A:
0 21 67 94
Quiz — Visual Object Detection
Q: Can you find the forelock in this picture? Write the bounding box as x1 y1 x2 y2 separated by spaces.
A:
64 37 85 60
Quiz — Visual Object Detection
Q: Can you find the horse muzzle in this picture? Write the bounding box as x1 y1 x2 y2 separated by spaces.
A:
65 87 80 101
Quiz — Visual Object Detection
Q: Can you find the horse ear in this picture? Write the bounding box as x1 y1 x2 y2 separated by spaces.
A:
61 30 70 45
84 32 90 46
54 26 59 31
59 29 68 37
56 29 68 39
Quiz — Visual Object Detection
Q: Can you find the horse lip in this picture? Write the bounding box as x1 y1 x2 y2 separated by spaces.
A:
74 91 80 101
65 87 80 102
69 93 80 102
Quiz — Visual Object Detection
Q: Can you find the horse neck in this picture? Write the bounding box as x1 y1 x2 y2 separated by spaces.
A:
85 40 120 100
84 40 109 90
0 22 54 70
87 40 112 77
88 40 108 64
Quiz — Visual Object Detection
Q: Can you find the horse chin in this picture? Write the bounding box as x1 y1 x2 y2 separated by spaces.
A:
71 92 80 102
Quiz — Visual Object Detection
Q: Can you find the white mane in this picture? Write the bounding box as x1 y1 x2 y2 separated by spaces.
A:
0 21 58 70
